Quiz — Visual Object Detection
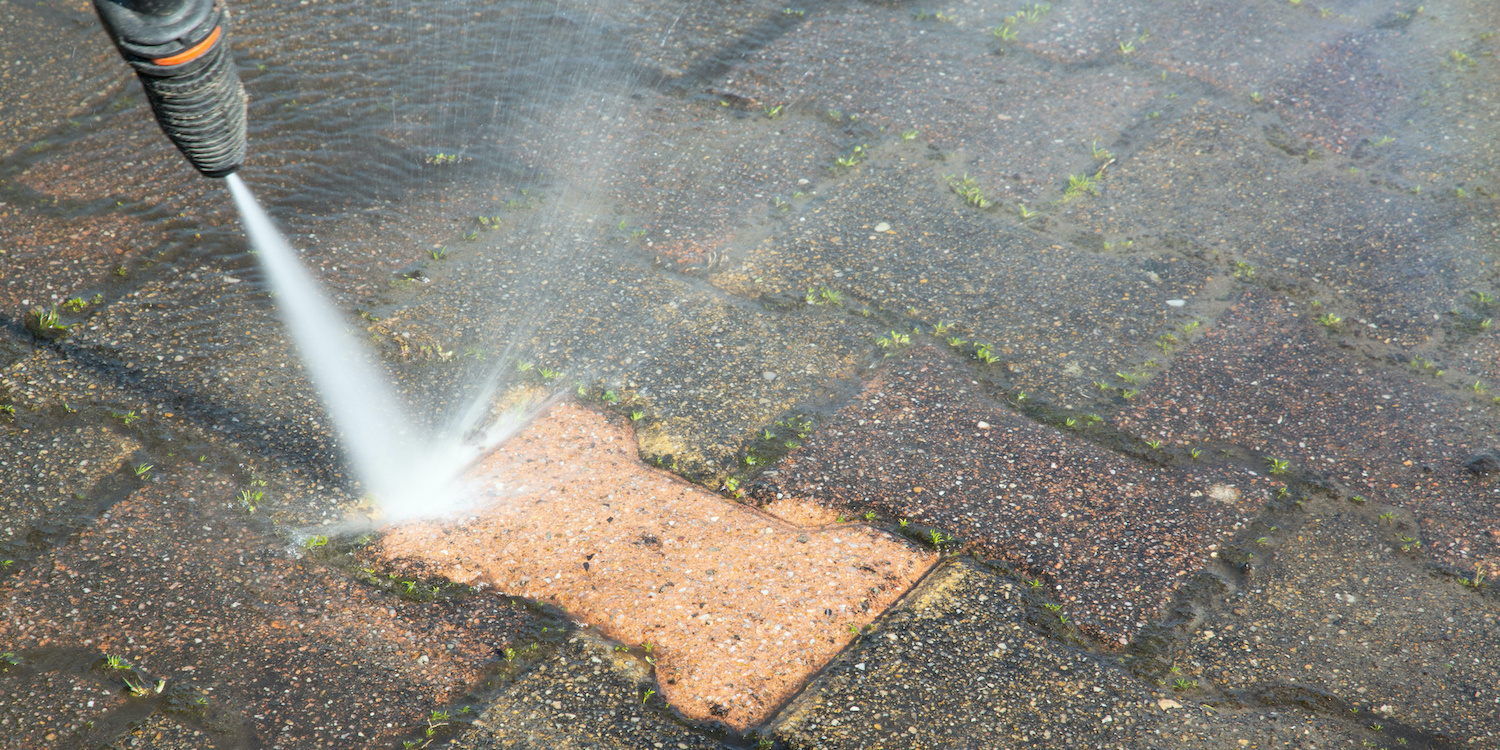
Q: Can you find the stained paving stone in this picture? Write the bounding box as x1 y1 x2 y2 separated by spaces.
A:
1115 290 1500 574
1020 0 1325 79
99 714 232 750
1159 498 1500 748
0 469 544 748
0 418 138 561
363 217 886 482
0 0 118 163
0 665 130 750
378 401 935 730
0 208 162 314
709 148 1215 407
594 0 792 84
603 101 845 273
0 33 241 316
767 558 1371 749
1262 23 1422 155
447 632 725 750
753 345 1275 644
724 0 1164 208
0 317 350 498
1060 102 1493 347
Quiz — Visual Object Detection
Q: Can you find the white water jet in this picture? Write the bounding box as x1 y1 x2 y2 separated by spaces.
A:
225 173 496 522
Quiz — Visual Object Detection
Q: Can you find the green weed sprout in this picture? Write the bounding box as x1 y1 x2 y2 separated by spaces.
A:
1060 173 1099 202
806 286 844 306
835 145 866 168
27 306 72 337
237 489 261 513
876 331 911 352
945 173 993 208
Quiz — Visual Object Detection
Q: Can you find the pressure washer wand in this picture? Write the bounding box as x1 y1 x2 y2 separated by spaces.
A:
93 0 247 178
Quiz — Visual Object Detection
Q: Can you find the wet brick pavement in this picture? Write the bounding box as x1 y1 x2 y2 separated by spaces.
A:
2 0 1500 746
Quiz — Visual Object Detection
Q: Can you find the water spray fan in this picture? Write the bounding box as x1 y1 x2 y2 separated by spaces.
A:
94 0 247 178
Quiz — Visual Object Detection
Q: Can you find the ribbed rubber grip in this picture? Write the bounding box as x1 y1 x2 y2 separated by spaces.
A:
134 35 247 177
95 0 248 178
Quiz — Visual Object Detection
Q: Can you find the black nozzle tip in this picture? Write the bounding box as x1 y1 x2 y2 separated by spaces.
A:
95 0 248 178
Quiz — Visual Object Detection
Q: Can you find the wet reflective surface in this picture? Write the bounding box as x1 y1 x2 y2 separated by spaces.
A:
3 0 1500 747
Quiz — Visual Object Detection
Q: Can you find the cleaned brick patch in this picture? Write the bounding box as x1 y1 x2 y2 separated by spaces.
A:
378 401 935 730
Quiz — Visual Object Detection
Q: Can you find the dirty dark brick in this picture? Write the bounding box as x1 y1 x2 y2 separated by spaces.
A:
1116 290 1500 575
770 559 1375 750
754 346 1273 644
0 471 537 749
